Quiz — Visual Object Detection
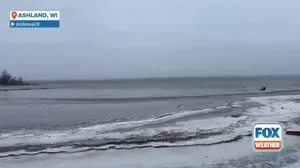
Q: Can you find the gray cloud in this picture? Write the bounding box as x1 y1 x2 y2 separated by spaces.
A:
1 0 300 80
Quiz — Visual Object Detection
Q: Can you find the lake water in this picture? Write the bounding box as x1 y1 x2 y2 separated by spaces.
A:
1 76 300 168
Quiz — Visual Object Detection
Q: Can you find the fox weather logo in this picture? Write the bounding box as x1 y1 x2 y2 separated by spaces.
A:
252 122 284 152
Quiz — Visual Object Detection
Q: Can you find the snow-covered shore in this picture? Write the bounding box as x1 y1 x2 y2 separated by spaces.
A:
1 135 300 168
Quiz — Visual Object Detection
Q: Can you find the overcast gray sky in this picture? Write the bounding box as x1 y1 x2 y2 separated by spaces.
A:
1 0 300 80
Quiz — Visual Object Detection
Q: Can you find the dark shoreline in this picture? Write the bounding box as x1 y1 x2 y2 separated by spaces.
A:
0 87 49 92
0 88 49 92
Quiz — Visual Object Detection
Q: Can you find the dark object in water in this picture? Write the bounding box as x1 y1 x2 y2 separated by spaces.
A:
230 114 241 118
260 87 266 91
177 104 183 109
286 131 300 136
281 107 284 109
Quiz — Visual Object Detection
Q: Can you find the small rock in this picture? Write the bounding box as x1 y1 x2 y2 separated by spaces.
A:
281 107 284 109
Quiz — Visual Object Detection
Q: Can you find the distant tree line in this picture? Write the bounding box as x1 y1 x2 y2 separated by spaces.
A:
0 70 29 85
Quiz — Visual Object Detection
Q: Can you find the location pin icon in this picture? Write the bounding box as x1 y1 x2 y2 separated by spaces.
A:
11 11 17 19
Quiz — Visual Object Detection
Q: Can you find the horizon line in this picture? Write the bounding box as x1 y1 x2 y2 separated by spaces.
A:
30 74 300 82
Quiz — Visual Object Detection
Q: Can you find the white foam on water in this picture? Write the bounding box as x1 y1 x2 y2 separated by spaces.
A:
0 115 246 146
0 108 219 146
78 108 216 132
0 115 248 157
173 115 247 131
231 100 243 107
215 105 230 110
0 109 244 146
